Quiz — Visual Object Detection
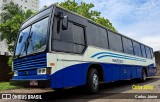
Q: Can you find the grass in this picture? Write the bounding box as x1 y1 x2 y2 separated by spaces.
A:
0 82 21 91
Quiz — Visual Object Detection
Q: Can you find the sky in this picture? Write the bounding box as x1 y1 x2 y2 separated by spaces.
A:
39 0 160 51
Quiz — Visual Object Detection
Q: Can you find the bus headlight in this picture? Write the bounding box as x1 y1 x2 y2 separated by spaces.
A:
14 71 18 76
37 68 51 75
37 68 46 74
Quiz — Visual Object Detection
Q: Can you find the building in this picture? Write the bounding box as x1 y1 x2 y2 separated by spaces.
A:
0 0 39 12
11 0 39 12
154 51 160 75
0 0 39 55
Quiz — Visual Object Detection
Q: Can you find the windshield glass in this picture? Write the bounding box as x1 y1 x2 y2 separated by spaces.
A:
27 17 49 54
15 17 49 57
15 26 31 56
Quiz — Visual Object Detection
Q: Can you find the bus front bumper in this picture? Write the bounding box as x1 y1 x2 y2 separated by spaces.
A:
10 79 50 87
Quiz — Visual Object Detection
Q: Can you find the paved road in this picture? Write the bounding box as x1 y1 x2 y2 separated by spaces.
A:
1 76 160 102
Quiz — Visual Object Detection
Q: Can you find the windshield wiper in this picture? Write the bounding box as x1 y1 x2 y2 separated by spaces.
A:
16 32 34 58
16 42 27 58
27 32 36 54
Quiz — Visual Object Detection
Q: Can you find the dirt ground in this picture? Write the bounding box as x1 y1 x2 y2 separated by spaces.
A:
0 76 160 102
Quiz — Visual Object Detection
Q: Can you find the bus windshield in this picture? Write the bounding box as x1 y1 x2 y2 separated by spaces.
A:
15 17 49 57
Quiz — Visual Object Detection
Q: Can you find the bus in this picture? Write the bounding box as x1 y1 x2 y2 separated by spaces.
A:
10 5 157 93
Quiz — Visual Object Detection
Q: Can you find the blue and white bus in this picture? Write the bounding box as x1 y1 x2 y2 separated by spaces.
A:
11 5 156 93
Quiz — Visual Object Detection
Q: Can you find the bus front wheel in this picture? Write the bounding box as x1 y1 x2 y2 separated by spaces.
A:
87 68 99 94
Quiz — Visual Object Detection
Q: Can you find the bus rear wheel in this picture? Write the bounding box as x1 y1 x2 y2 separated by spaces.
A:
87 68 99 94
141 69 147 81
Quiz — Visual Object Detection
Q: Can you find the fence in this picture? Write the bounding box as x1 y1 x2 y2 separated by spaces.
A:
0 55 12 82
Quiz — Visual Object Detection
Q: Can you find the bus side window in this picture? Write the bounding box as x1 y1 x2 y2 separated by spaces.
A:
72 24 85 53
145 46 152 59
52 17 85 53
97 26 109 49
133 41 142 57
150 48 154 59
141 44 147 58
86 23 109 49
122 37 134 55
108 31 123 52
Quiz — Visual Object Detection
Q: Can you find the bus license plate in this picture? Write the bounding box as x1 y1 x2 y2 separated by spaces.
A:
30 80 38 86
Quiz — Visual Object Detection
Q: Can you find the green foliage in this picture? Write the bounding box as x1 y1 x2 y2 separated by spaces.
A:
95 17 117 32
0 0 117 53
56 0 117 32
0 82 21 91
0 1 34 53
0 15 24 52
8 57 13 68
8 57 13 75
42 5 48 10
25 9 34 20
0 2 24 23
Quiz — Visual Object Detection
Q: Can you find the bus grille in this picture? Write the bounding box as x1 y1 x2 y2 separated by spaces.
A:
13 54 47 71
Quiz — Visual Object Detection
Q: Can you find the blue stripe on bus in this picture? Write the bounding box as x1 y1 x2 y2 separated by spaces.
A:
12 62 156 89
14 61 46 68
14 65 47 70
13 74 51 80
148 63 154 67
98 55 146 62
18 69 37 76
91 52 146 62
14 58 46 66
14 64 47 69
14 53 46 63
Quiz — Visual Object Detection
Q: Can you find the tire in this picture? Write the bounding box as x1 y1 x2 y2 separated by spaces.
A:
141 69 147 81
87 68 99 94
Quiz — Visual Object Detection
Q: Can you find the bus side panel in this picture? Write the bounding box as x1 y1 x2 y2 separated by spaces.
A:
103 64 145 83
136 67 142 78
50 59 64 89
119 65 132 80
51 63 90 89
126 66 132 79
102 64 112 82
62 63 90 88
103 64 134 82
53 70 63 88
112 65 120 81
50 63 156 89
119 66 126 80
131 66 137 79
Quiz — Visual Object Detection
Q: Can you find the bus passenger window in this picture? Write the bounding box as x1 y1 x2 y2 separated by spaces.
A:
52 17 85 53
122 37 134 55
108 31 123 52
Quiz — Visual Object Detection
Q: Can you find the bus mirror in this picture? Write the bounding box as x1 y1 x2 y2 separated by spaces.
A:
62 15 68 30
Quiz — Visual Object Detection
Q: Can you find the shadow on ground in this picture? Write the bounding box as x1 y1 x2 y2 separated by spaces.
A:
27 77 160 102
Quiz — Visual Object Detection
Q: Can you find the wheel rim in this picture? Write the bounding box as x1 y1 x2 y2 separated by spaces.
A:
93 74 98 89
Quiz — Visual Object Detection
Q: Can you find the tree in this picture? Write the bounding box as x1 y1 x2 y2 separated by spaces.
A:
0 15 23 52
0 2 24 23
42 5 48 10
0 2 34 53
57 0 117 32
95 17 117 32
